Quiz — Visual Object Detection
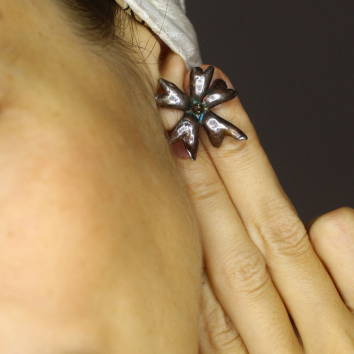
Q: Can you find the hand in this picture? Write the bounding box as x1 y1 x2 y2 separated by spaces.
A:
198 208 354 354
158 57 354 353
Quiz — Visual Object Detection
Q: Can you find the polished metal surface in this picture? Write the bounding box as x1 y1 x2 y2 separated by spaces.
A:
204 79 238 109
156 79 191 110
190 66 214 103
202 110 247 148
169 112 199 161
155 66 248 161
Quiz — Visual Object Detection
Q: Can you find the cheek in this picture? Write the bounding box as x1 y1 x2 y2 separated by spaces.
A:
0 109 122 315
0 106 202 348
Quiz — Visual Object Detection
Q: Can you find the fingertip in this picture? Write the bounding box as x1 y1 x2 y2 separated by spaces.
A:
160 51 186 90
308 208 354 311
184 65 237 94
308 207 354 246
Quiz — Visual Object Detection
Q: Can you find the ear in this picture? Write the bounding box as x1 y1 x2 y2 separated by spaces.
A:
119 20 163 81
118 17 186 97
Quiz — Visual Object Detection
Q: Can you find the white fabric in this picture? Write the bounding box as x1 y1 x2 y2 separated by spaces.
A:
116 0 202 69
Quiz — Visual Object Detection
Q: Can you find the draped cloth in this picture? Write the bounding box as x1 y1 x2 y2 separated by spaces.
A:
115 0 202 69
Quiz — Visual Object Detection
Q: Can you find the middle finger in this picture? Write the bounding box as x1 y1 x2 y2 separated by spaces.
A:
177 149 301 354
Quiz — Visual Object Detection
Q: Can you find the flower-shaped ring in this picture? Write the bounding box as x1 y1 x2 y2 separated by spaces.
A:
155 66 247 161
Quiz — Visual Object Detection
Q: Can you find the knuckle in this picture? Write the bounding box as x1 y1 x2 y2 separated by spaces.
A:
216 130 260 163
187 175 224 205
216 143 248 162
253 205 310 257
217 251 270 299
309 207 354 247
201 306 242 352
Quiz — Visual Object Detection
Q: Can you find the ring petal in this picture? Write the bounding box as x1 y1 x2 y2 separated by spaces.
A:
204 79 238 109
190 66 214 103
202 110 247 148
170 113 200 161
156 78 191 110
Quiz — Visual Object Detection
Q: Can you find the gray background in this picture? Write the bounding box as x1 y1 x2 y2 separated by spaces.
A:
187 0 354 223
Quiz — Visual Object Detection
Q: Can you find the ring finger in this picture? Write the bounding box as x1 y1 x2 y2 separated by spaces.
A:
175 141 302 354
199 269 248 354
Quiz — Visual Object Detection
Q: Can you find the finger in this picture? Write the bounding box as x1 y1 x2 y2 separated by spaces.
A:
309 207 354 313
184 66 354 348
177 152 302 354
305 216 319 232
199 270 248 354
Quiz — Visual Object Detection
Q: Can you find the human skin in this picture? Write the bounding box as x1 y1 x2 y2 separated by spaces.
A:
0 1 202 353
157 60 354 353
1 1 353 353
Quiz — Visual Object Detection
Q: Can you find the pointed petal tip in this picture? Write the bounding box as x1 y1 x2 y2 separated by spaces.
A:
239 134 248 141
158 78 168 87
228 90 238 101
186 147 197 161
188 153 197 161
206 65 215 73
